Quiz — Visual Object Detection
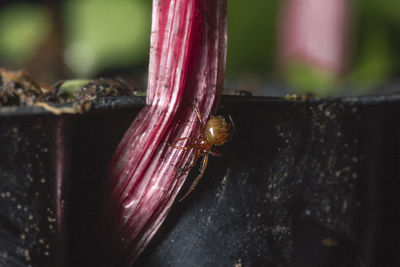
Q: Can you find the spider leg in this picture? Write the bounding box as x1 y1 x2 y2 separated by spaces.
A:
229 115 235 133
179 153 209 201
175 137 197 143
209 148 222 157
168 137 197 150
168 144 192 150
192 102 205 133
179 149 199 173
226 115 236 143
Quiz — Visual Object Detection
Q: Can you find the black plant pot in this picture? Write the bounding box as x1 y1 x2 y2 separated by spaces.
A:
0 98 143 267
0 107 72 267
0 94 399 266
137 94 400 267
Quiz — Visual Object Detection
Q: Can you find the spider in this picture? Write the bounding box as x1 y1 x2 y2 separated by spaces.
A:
169 103 234 201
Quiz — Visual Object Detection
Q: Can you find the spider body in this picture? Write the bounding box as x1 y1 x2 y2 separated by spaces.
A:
205 116 229 146
169 104 234 201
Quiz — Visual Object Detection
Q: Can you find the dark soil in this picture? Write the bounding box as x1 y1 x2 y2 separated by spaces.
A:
0 69 134 107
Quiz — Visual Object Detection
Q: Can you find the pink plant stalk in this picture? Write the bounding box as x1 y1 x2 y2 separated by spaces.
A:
279 0 349 74
100 0 227 265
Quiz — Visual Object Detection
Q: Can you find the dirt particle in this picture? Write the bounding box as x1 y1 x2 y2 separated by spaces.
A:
234 258 242 267
24 249 31 261
321 238 338 247
342 200 348 210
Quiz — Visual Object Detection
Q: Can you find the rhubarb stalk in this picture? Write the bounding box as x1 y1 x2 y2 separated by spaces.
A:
99 0 227 265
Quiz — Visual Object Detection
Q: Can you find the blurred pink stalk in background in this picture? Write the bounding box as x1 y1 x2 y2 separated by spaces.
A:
96 0 227 266
279 0 349 75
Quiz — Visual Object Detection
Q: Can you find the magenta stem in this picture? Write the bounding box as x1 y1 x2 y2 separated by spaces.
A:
102 0 227 265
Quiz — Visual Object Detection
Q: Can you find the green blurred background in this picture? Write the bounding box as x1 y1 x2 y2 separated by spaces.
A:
0 0 399 96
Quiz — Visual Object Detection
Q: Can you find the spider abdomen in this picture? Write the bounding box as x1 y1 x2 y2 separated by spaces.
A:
204 115 229 146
